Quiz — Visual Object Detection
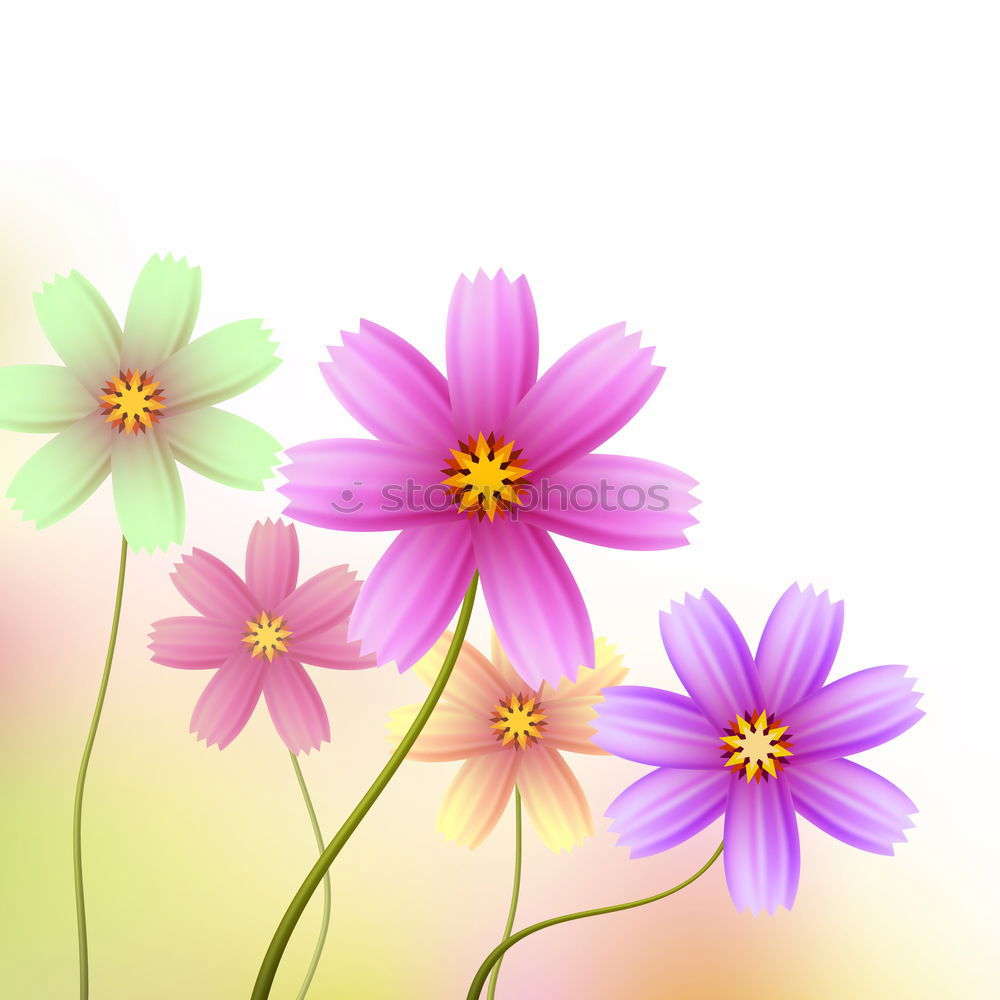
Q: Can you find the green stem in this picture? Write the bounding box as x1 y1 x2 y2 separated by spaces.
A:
252 572 480 1000
73 534 128 1000
289 752 331 1000
466 840 724 1000
486 787 522 1000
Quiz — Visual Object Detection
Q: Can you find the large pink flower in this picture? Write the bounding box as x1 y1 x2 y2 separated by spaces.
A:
149 519 376 753
280 271 697 687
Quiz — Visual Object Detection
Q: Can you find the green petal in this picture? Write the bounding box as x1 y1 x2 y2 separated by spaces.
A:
111 430 185 552
122 254 202 371
156 320 280 414
33 271 122 390
6 413 111 528
164 407 281 490
0 364 95 432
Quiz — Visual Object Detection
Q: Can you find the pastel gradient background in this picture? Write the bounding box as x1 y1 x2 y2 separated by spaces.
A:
2 3 997 997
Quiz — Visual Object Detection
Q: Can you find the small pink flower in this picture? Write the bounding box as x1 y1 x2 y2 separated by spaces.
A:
150 519 376 753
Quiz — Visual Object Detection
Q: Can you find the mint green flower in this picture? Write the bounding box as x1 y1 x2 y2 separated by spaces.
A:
0 254 281 551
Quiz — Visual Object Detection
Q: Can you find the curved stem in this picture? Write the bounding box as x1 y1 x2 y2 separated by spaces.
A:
466 840 724 1000
486 787 522 1000
289 752 331 1000
73 535 128 1000
252 572 480 1000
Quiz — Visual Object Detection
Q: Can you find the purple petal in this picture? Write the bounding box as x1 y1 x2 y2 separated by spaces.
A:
606 767 728 859
788 665 924 762
446 270 538 437
245 519 300 610
347 522 477 670
149 616 237 669
756 584 844 713
263 658 331 754
190 648 268 749
279 438 455 531
275 566 361 642
321 320 453 449
658 592 762 731
724 777 800 914
506 324 663 475
171 549 257 623
473 520 593 688
593 687 719 768
294 621 377 670
789 758 917 855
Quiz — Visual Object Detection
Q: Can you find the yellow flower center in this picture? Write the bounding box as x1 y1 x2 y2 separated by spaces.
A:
442 432 531 521
242 612 292 661
99 369 166 435
720 709 794 782
491 693 546 750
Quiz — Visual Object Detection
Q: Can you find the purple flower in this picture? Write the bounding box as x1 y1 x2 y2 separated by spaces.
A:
594 585 923 914
279 271 697 688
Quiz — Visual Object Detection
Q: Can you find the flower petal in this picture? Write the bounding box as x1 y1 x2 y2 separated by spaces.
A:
787 665 924 762
436 751 520 848
149 616 237 669
413 632 514 714
518 746 592 852
263 658 330 755
294 621 376 670
0 365 96 432
190 647 268 749
390 702 498 761
279 438 452 531
658 592 762 731
724 776 801 914
544 637 628 702
506 324 663 475
163 407 281 490
446 270 538 436
6 412 110 528
756 584 844 713
33 270 122 390
489 630 534 693
789 758 917 855
245 519 299 611
275 566 361 641
473 520 593 689
121 254 201 371
321 320 452 449
110 430 185 552
523 454 698 550
593 687 720 768
155 319 280 415
348 522 477 670
170 548 257 622
607 767 728 859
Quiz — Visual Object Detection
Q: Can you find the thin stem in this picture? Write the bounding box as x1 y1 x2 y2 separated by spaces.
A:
73 534 128 1000
252 572 480 1000
466 840 724 1000
486 787 522 1000
289 752 331 1000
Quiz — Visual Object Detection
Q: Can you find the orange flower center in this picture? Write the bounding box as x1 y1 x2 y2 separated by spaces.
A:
99 369 165 435
442 432 531 521
491 693 546 750
720 709 794 782
242 612 292 661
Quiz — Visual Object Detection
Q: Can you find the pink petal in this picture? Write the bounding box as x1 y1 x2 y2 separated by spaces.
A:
263 658 331 755
786 665 924 763
413 632 517 714
724 777 801 914
756 584 844 714
517 747 592 852
348 522 477 670
446 270 538 437
279 438 455 531
275 566 362 642
389 702 499 761
593 687 719 768
789 759 917 855
245 519 300 610
190 648 268 749
658 592 763 731
473 520 594 689
521 453 698 550
149 616 237 669
506 324 663 475
171 549 257 622
321 320 453 449
607 767 728 859
294 621 377 670
436 751 521 848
